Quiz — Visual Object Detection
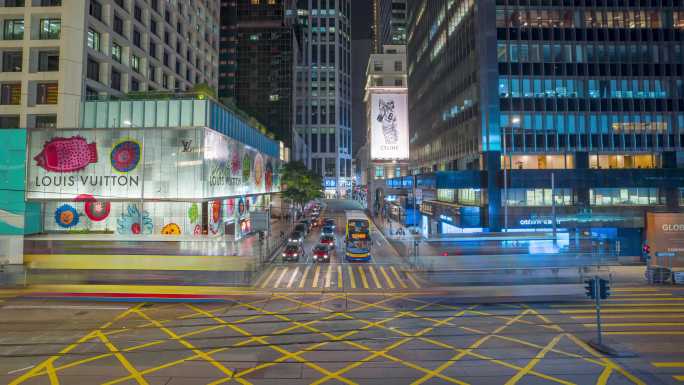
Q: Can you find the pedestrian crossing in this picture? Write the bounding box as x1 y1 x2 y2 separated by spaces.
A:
256 263 422 291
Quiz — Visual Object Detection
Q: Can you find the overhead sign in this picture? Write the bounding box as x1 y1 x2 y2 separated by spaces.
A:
370 93 409 160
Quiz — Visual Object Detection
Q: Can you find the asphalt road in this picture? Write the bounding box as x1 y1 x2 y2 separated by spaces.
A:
265 200 407 291
1 285 684 384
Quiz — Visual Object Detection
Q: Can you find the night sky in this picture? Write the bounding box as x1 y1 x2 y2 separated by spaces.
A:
351 0 373 39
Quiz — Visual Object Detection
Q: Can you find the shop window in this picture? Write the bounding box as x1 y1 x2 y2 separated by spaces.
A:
590 188 662 206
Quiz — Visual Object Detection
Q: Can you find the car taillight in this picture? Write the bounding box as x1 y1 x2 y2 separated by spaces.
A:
442 252 449 256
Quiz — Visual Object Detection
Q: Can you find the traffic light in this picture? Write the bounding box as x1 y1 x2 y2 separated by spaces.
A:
258 231 265 242
584 278 597 299
598 278 610 300
643 244 651 260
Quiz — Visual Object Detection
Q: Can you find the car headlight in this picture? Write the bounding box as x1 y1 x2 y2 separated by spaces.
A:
293 253 298 257
282 253 286 256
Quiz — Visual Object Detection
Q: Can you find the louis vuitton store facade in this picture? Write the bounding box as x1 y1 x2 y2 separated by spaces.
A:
26 97 284 240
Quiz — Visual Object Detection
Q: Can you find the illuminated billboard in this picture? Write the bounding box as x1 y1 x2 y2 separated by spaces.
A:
370 93 409 160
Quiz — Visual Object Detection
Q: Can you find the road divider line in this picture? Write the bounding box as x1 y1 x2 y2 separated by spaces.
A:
379 266 395 289
312 265 321 288
390 266 408 289
583 322 684 327
406 272 421 288
273 267 288 288
348 265 356 289
368 266 382 289
299 266 311 289
606 331 684 335
286 267 300 289
259 268 278 289
560 308 684 314
358 266 369 289
324 264 333 288
652 362 684 367
337 265 343 289
572 315 684 320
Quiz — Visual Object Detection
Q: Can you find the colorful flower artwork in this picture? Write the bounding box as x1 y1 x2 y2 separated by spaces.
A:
226 198 235 217
161 223 182 235
265 162 273 192
242 153 251 183
254 154 264 187
75 194 110 222
209 200 222 235
117 204 153 235
35 136 98 173
230 143 241 176
188 203 199 224
238 198 246 217
110 139 141 172
54 204 79 228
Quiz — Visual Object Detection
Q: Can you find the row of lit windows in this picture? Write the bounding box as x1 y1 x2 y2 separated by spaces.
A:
496 9 684 29
498 77 680 99
501 113 678 133
501 188 662 207
497 42 684 64
500 153 658 169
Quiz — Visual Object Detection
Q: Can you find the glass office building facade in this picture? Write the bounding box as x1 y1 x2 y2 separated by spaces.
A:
405 0 684 249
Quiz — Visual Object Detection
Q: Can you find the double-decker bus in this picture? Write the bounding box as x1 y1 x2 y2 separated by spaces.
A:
345 210 371 262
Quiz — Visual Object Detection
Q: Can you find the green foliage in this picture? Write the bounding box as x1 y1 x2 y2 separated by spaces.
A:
281 161 323 208
191 83 217 99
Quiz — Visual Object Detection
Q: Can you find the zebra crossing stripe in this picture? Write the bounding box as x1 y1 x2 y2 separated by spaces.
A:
286 266 299 289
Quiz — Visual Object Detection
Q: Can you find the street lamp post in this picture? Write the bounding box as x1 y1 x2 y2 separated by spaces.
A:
502 127 509 232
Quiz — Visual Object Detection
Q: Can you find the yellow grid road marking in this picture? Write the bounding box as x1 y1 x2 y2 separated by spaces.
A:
259 267 278 288
134 308 248 384
348 265 356 288
379 266 395 289
358 265 369 288
337 265 343 289
286 266 299 289
96 331 149 385
273 267 288 288
324 264 333 288
368 265 382 288
299 266 311 289
406 272 421 288
390 266 408 289
504 335 563 385
8 303 144 385
312 265 321 288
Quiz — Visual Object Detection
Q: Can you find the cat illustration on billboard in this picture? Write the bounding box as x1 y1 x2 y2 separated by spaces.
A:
34 136 98 173
376 98 398 145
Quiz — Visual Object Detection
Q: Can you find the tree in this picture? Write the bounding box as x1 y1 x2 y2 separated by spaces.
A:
191 83 217 99
281 161 323 213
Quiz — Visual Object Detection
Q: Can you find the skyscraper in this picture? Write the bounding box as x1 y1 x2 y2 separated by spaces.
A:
405 0 684 251
219 0 298 148
0 0 220 129
293 0 353 198
372 0 407 52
